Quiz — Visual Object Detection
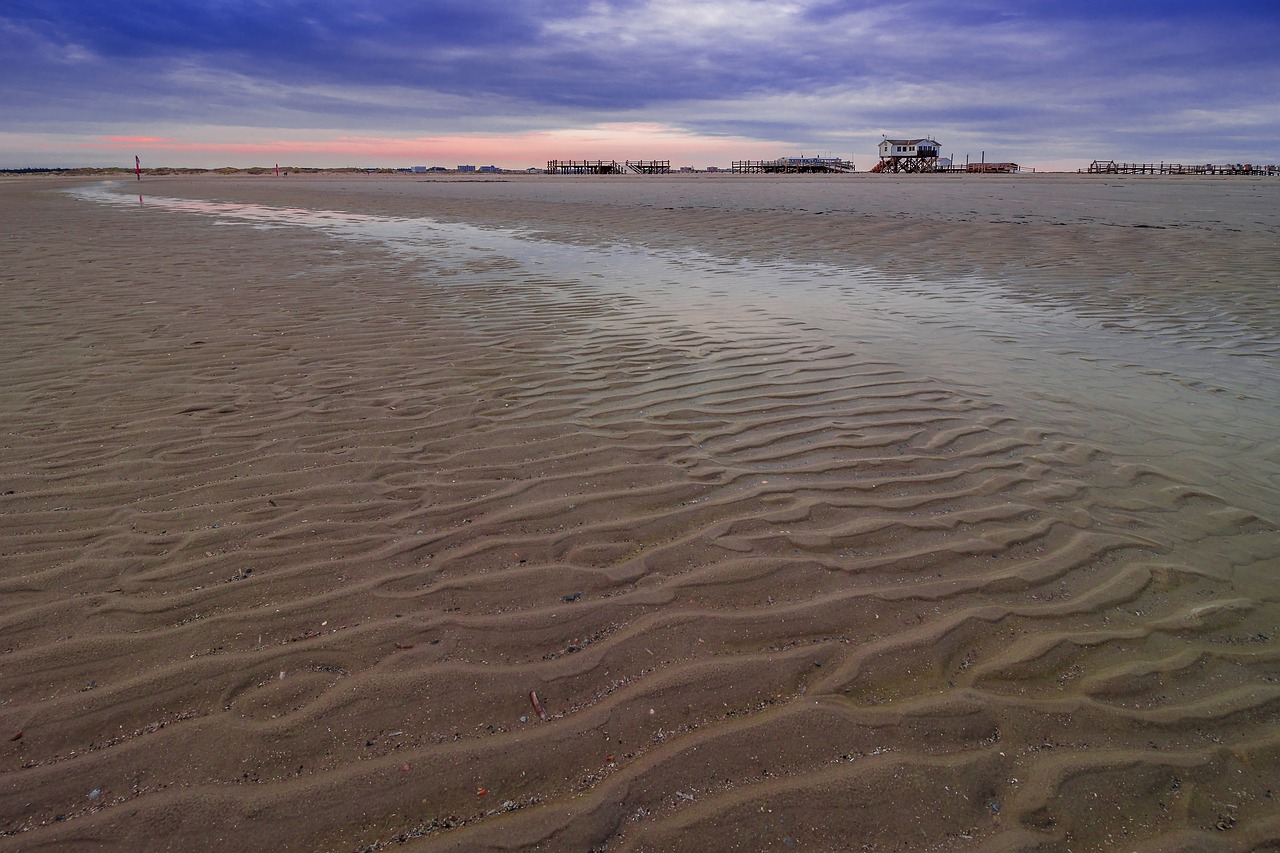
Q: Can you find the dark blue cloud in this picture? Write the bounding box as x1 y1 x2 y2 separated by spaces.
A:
6 0 555 55
6 0 1276 103
2 0 1277 165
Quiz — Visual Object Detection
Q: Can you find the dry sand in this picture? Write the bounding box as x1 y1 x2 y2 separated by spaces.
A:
1 173 1278 851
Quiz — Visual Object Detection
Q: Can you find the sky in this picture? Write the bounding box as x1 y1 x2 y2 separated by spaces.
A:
2 0 1278 172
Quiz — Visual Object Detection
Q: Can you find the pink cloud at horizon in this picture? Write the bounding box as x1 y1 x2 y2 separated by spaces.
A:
80 125 799 169
1 128 1086 173
101 135 182 145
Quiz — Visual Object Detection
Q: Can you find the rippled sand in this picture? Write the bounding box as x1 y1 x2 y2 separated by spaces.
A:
1 174 1277 851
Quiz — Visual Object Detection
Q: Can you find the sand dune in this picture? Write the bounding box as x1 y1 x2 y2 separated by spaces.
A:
1 174 1277 851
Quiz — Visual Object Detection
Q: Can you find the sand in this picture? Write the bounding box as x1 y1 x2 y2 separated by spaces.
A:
1 173 1278 851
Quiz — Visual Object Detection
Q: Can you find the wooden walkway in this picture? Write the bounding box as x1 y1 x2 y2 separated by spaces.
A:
731 158 854 174
545 160 672 174
1087 160 1277 175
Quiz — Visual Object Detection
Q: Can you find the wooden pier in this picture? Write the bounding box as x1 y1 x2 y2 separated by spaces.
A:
545 159 672 174
731 158 854 174
1087 160 1278 176
626 160 670 174
935 162 1020 174
546 160 624 174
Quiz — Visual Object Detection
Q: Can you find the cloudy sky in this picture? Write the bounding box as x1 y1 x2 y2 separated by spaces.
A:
2 0 1277 171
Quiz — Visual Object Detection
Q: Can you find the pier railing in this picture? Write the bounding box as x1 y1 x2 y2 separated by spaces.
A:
1087 160 1278 175
730 158 855 174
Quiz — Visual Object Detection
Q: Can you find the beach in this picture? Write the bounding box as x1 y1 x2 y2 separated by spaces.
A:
1 172 1278 851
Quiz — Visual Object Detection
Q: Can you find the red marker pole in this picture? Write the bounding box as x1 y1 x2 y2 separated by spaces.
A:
275 163 280 177
135 155 141 181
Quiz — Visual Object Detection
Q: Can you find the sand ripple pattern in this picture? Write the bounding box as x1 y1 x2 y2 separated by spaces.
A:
1 183 1277 852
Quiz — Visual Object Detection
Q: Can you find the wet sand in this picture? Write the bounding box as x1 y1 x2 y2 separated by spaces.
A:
1 173 1278 851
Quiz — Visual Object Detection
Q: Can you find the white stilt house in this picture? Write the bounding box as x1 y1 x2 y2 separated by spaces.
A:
873 138 941 172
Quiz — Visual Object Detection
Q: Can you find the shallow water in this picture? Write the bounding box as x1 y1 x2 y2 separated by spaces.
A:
71 182 1280 518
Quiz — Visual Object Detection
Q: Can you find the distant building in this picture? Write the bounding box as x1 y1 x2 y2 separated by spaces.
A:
877 138 940 159
411 165 428 173
479 165 501 173
457 165 476 172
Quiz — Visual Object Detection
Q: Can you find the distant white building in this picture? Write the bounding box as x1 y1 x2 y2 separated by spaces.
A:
877 138 941 159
